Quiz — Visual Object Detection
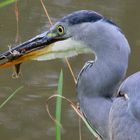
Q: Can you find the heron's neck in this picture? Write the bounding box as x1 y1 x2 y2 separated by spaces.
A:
97 54 127 97
77 38 128 98
76 49 129 139
76 22 130 139
76 44 129 139
77 51 128 100
77 23 130 99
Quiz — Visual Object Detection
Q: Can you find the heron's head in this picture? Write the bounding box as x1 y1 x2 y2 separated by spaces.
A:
0 10 130 68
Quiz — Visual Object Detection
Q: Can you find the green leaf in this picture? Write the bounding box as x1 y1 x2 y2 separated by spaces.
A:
55 70 63 140
0 86 23 109
0 0 18 8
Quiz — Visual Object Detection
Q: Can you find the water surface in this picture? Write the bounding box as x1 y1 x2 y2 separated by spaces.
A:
0 0 140 140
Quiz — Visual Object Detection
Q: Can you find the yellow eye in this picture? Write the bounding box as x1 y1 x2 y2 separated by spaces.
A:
57 25 64 35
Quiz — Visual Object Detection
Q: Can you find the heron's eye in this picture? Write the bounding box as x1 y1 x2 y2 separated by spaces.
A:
57 25 64 35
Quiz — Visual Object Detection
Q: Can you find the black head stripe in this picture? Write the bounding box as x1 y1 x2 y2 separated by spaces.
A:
60 10 103 25
60 10 120 32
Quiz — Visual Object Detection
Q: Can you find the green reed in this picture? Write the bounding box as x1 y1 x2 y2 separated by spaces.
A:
0 86 23 109
0 0 18 8
55 70 63 140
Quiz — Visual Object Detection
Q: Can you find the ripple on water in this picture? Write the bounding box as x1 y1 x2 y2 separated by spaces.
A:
25 72 58 89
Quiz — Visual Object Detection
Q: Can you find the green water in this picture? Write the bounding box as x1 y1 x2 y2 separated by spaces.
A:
0 0 140 140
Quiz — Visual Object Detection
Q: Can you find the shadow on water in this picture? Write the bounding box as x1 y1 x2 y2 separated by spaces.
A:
0 0 140 140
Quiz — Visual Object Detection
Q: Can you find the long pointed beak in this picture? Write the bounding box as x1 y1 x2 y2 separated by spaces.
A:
0 28 92 69
0 31 58 68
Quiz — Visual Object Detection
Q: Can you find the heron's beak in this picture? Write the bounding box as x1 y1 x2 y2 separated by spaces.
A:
0 29 92 69
0 30 61 68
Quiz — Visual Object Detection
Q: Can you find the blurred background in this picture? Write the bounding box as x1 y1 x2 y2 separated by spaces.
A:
0 0 140 140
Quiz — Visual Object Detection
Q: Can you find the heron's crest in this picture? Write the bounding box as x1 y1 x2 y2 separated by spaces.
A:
60 10 103 25
60 10 118 28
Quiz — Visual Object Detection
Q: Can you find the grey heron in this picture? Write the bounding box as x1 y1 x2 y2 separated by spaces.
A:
0 10 139 140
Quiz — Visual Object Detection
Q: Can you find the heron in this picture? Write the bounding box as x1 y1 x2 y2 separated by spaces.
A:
0 10 139 140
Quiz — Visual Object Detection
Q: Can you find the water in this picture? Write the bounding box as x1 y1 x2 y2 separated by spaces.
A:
0 0 140 140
